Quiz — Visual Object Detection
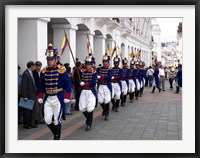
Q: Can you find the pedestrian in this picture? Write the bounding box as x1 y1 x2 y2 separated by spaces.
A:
97 53 113 121
128 59 136 103
33 61 44 125
79 55 97 131
21 61 38 129
73 61 82 111
159 65 165 91
168 66 176 90
147 66 154 87
18 65 23 124
151 65 161 93
38 43 72 140
111 55 123 112
175 64 182 93
120 58 130 106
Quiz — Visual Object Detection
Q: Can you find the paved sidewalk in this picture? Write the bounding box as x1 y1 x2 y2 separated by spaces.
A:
18 81 182 140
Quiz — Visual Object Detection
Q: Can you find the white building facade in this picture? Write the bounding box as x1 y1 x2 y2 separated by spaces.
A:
18 18 153 72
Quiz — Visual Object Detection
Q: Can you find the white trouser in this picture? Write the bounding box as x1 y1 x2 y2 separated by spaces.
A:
79 89 96 112
112 83 121 100
136 79 140 91
98 85 111 104
44 95 62 125
129 79 136 92
143 78 146 87
121 80 128 95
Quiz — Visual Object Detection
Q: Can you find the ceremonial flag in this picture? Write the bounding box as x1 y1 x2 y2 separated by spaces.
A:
106 44 111 56
111 46 117 57
129 47 135 58
61 33 68 56
86 33 93 55
136 48 141 59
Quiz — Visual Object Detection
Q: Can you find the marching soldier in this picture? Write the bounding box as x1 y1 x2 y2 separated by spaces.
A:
38 44 72 140
139 61 146 97
79 55 97 131
111 55 123 112
121 58 130 107
97 54 113 121
135 61 141 99
151 64 161 93
128 59 136 103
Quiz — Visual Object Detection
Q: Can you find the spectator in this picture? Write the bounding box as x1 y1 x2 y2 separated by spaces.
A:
159 65 165 91
33 61 44 124
56 56 63 66
21 61 38 129
168 66 176 90
18 65 23 124
147 66 154 87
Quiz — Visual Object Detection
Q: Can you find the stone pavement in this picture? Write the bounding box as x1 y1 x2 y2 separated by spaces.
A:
18 81 182 140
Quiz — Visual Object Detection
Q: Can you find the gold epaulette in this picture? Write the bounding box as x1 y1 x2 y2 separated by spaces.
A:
41 67 47 74
57 65 66 74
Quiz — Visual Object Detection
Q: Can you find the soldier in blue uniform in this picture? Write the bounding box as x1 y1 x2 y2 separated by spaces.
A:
79 55 97 131
97 54 113 121
151 64 161 93
128 59 136 103
38 44 72 140
111 55 123 112
135 61 141 100
139 61 147 97
121 58 130 107
175 64 182 93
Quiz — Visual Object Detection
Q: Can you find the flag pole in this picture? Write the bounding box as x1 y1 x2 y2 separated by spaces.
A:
63 29 81 82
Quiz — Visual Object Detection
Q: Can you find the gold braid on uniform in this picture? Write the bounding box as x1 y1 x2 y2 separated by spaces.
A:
57 65 67 74
41 67 47 74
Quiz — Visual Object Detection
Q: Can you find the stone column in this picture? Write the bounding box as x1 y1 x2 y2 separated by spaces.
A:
93 35 106 66
18 18 50 72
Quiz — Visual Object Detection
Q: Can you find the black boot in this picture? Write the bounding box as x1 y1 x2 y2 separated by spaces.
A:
175 86 179 93
111 99 116 111
121 95 125 107
100 103 105 116
47 123 56 137
130 92 133 102
124 95 127 106
105 103 110 121
54 124 61 140
157 86 161 92
115 99 120 112
135 91 139 99
83 111 88 124
140 88 143 97
151 86 155 93
85 111 93 131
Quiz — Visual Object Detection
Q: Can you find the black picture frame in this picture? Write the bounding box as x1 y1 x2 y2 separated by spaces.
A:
0 0 199 158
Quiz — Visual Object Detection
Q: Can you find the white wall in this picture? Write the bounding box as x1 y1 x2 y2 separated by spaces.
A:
18 18 49 73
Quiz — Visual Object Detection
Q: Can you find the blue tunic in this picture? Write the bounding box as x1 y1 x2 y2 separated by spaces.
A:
97 67 114 94
177 70 182 87
112 67 123 92
80 68 97 98
122 68 130 88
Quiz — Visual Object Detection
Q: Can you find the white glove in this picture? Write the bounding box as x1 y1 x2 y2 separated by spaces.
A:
97 75 101 79
80 82 85 86
64 99 70 103
71 99 76 104
38 98 43 104
111 76 114 79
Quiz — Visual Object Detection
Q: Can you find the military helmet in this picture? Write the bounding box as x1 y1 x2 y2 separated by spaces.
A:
113 55 120 63
122 58 128 64
45 43 58 60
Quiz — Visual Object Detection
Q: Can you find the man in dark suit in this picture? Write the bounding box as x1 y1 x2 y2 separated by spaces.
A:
21 61 38 129
33 61 44 124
